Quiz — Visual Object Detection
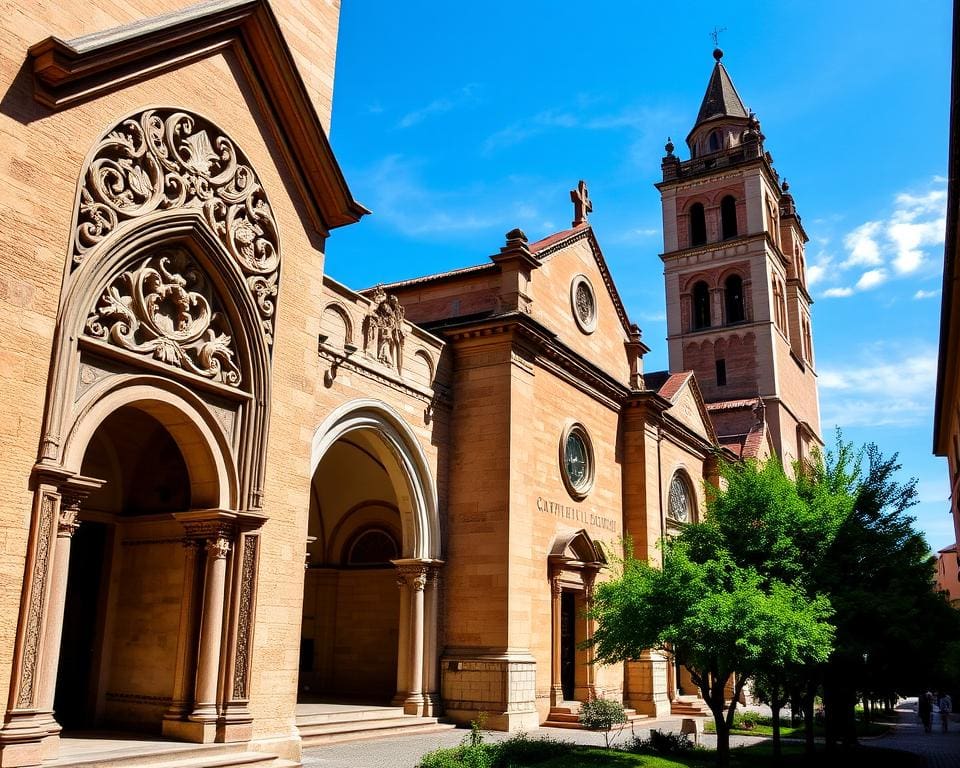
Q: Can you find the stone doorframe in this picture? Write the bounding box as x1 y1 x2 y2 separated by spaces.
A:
548 529 605 707
311 400 443 717
0 107 280 768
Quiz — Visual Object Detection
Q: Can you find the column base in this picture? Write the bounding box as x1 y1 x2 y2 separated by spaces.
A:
0 712 61 767
217 705 254 743
402 693 425 717
390 691 409 707
162 718 217 743
420 693 442 717
550 685 564 707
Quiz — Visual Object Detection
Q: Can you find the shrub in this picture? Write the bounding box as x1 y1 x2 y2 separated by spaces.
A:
493 732 572 765
629 728 696 755
578 698 628 748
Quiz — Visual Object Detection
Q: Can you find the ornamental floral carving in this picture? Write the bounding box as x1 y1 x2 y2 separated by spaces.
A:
72 108 279 345
85 248 241 386
363 285 406 372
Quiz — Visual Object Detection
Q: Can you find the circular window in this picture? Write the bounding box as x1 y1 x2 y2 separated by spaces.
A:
667 474 693 523
560 423 595 499
570 275 597 334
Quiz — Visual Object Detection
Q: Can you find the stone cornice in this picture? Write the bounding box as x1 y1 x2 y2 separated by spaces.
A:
442 312 630 410
28 0 368 234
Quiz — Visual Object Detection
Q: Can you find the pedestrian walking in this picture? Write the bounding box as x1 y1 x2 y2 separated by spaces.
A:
920 691 933 733
939 692 952 732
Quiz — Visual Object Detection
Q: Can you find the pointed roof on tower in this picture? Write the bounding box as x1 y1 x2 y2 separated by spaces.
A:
693 48 749 128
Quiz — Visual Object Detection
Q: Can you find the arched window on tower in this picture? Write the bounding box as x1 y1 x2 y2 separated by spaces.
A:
724 274 745 324
709 130 722 153
692 281 711 330
721 195 738 239
689 203 707 247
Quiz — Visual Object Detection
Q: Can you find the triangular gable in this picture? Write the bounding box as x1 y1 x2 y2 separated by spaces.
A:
28 0 368 234
548 528 607 565
657 372 718 445
529 224 633 339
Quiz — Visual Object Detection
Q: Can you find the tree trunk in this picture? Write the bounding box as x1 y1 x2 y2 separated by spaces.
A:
803 682 816 756
772 693 783 762
713 712 731 768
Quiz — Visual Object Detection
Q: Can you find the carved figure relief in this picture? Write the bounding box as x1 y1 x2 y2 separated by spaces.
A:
85 248 241 386
363 285 406 372
71 109 279 346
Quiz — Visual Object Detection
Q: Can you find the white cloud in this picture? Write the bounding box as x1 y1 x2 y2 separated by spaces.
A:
819 349 937 428
822 286 853 298
397 84 481 129
842 222 883 267
855 268 887 290
816 178 946 297
914 288 941 300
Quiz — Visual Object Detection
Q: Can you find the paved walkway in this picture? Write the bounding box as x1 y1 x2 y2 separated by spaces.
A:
301 699 960 768
870 699 960 767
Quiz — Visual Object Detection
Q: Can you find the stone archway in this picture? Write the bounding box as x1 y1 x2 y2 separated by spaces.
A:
304 400 442 717
0 107 278 766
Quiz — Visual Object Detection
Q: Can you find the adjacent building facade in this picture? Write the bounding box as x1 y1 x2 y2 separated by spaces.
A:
0 2 821 766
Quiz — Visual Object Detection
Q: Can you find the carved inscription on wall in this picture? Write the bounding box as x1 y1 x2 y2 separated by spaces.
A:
363 285 406 372
72 109 279 346
85 248 241 386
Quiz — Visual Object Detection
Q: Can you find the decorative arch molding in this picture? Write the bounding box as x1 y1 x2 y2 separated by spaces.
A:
0 109 277 759
61 377 240 510
311 399 441 561
68 107 281 347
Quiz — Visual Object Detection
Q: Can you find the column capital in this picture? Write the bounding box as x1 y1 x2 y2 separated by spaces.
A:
58 474 105 537
205 536 232 560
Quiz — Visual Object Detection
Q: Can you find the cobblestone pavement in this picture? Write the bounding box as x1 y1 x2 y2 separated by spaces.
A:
870 699 960 767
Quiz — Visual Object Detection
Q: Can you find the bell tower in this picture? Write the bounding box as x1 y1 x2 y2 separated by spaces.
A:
657 48 821 466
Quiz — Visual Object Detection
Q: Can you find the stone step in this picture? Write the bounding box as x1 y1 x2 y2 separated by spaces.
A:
299 716 456 746
295 706 407 727
543 706 647 730
51 745 288 768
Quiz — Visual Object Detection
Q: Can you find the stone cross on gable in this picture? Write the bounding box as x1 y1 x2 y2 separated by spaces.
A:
570 180 592 227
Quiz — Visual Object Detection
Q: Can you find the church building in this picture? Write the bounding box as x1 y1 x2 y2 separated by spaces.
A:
0 2 821 766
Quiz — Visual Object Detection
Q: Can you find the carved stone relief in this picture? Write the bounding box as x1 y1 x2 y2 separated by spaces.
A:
16 495 56 709
84 248 241 386
232 536 258 700
72 109 279 346
363 286 406 372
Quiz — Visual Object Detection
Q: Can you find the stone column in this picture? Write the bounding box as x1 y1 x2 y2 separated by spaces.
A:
392 571 411 707
34 493 82 730
403 566 426 716
550 576 563 706
187 534 232 742
422 568 440 715
163 540 202 733
583 576 597 700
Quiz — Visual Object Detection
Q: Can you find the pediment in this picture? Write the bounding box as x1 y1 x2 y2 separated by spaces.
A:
28 0 368 234
549 528 607 565
531 225 635 340
661 373 718 445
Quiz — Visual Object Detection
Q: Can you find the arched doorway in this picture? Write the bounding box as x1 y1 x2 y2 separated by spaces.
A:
55 405 195 733
300 436 402 701
548 529 605 708
302 401 442 717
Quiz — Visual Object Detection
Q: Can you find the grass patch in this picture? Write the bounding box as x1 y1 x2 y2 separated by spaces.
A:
703 719 889 739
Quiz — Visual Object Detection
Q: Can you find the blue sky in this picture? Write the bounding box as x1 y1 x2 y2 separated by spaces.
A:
324 1 954 550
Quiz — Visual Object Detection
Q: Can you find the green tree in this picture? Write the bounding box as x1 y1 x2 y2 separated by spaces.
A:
802 439 960 750
590 541 833 767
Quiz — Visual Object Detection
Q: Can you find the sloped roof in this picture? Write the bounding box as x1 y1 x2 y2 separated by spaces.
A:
28 0 368 233
695 55 749 127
